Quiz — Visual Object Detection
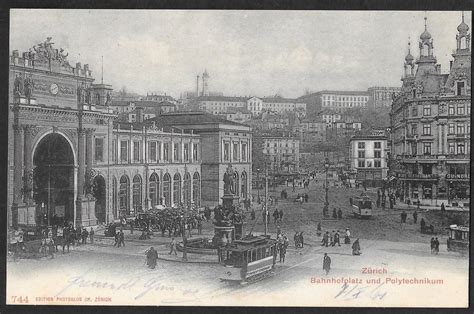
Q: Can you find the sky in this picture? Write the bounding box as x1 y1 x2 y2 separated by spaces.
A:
10 10 470 99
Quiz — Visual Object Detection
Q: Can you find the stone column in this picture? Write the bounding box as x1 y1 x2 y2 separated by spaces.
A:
77 128 86 200
23 125 38 204
13 125 24 205
85 129 94 175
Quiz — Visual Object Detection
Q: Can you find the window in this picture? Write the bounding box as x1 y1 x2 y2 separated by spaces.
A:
163 143 170 161
358 160 365 168
112 139 116 162
456 81 465 96
233 142 239 161
412 106 417 116
120 140 128 162
448 123 455 134
423 142 432 155
456 124 465 135
149 141 157 162
358 142 365 149
423 105 431 116
457 143 465 154
133 141 140 162
423 124 431 135
374 151 382 158
193 143 198 161
366 161 372 167
448 142 455 153
183 143 189 162
448 104 455 115
241 143 247 161
374 160 381 168
358 151 365 158
422 164 432 175
173 143 179 161
95 138 104 162
457 105 465 115
374 142 381 149
224 142 230 161
411 124 418 135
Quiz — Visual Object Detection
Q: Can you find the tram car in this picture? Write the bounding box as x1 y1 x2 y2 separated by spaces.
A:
219 235 277 283
352 194 373 219
446 225 469 253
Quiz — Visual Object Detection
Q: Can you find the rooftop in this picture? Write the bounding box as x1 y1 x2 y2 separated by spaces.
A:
147 111 249 128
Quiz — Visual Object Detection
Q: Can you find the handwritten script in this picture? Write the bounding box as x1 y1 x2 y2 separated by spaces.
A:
334 283 388 301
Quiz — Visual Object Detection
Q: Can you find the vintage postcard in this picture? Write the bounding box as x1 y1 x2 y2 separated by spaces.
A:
6 9 470 307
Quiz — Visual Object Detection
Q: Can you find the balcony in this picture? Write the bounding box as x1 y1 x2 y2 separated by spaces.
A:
399 154 439 162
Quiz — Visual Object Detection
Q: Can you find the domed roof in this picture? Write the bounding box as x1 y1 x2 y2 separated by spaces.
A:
420 16 432 41
457 13 469 33
420 29 431 41
405 52 414 63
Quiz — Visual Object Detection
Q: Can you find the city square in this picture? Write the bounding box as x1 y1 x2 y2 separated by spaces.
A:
6 10 470 307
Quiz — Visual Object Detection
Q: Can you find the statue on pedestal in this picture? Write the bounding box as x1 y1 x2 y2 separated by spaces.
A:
223 165 235 195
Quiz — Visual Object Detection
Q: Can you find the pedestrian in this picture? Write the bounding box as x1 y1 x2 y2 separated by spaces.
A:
197 218 202 235
440 202 445 212
81 228 89 245
62 227 71 253
434 237 439 254
114 230 120 247
430 237 435 254
251 208 255 220
146 247 158 269
89 227 94 244
344 228 351 244
276 225 281 238
323 253 331 275
420 218 426 232
279 241 287 263
169 237 178 255
299 232 304 248
48 237 55 259
352 238 361 255
304 193 308 202
332 208 337 219
279 208 284 223
294 232 299 249
337 208 343 220
130 221 134 235
349 197 353 206
273 209 279 223
334 230 341 247
413 211 418 224
330 230 335 246
376 198 380 208
322 231 329 247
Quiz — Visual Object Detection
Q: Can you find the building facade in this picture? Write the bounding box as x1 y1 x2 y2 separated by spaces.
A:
349 134 389 186
261 136 300 173
368 86 401 109
390 14 471 205
148 112 252 207
8 39 207 229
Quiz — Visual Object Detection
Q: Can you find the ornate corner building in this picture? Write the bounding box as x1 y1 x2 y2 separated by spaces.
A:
8 38 252 230
390 14 471 206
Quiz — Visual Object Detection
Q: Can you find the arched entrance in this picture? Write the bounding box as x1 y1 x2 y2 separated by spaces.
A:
183 172 191 207
173 173 182 206
149 173 160 208
132 174 142 213
119 175 130 216
33 133 75 226
192 172 200 206
163 173 171 206
92 175 106 224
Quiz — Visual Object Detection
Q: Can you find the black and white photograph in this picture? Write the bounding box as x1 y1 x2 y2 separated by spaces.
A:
6 9 471 307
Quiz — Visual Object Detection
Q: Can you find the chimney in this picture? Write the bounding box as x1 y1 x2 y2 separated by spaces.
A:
196 75 200 96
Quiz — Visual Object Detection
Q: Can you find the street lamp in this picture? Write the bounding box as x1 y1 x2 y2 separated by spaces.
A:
256 168 260 203
324 157 330 208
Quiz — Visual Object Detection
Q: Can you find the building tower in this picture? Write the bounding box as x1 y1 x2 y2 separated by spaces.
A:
404 38 415 78
456 11 470 51
415 14 438 80
201 69 209 96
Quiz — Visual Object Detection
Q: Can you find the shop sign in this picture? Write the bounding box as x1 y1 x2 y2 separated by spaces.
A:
446 174 470 179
